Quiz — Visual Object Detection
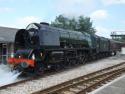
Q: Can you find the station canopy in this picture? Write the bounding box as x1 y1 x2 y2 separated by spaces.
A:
0 26 18 43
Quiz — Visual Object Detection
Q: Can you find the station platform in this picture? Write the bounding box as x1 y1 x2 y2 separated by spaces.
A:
89 74 125 94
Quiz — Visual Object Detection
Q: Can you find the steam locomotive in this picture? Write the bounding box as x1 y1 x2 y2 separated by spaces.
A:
8 23 123 75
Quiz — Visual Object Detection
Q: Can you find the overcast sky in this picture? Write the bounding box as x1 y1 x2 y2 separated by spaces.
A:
0 0 125 38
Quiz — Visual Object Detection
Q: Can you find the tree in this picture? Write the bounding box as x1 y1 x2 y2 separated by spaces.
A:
51 15 96 34
51 15 69 29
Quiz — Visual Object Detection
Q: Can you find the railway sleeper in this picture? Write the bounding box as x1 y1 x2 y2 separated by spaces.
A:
77 71 125 94
31 63 125 94
61 91 75 94
77 85 86 89
69 88 82 93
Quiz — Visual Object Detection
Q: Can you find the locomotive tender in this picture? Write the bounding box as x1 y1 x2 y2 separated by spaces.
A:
8 23 122 75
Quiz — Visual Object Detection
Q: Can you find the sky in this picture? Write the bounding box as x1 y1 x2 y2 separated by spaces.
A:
0 0 125 38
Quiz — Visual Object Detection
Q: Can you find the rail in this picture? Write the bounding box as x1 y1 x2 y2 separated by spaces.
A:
32 62 125 94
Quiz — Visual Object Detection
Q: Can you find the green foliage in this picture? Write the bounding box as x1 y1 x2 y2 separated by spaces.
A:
51 15 96 34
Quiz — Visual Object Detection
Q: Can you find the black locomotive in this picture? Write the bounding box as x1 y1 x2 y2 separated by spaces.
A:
8 23 123 75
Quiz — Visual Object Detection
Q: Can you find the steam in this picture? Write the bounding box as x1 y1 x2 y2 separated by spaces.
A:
0 64 21 87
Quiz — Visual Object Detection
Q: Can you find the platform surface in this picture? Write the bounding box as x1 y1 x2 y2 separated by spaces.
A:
89 74 125 94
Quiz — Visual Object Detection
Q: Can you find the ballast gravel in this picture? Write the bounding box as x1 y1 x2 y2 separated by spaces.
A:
0 54 125 94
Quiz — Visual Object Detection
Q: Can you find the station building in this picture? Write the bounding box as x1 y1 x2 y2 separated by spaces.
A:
0 26 18 64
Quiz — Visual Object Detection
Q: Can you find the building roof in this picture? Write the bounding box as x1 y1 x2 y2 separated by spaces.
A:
0 26 18 43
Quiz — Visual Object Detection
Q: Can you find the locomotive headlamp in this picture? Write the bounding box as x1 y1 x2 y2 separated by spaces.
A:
10 53 14 58
32 54 35 60
40 53 43 57
20 62 29 68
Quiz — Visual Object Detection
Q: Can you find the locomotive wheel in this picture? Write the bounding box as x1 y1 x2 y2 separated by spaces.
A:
82 55 86 64
79 53 86 64
35 62 44 76
92 55 96 61
68 59 73 66
54 64 61 71
72 59 77 66
66 58 72 67
34 68 44 76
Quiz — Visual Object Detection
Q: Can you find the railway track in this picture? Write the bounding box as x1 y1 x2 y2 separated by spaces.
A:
0 62 125 94
32 62 125 94
0 69 67 91
0 63 83 90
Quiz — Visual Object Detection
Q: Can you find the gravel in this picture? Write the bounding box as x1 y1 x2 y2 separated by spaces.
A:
0 54 125 94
